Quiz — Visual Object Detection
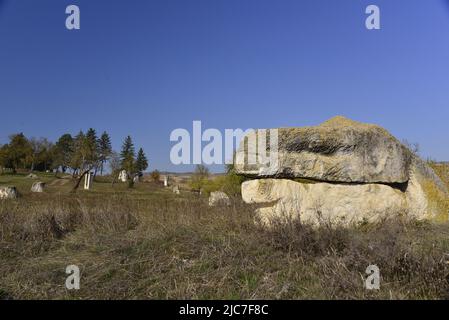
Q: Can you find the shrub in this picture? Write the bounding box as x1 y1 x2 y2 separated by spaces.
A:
189 165 210 192
150 170 161 182
202 172 245 197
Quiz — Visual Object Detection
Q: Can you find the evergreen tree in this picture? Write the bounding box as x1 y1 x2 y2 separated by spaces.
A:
98 131 112 175
120 135 135 175
85 128 98 163
135 148 148 174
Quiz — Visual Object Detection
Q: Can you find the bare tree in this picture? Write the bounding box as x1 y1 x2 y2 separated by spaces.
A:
108 151 121 186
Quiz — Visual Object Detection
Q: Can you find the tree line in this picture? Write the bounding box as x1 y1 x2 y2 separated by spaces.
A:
0 129 148 181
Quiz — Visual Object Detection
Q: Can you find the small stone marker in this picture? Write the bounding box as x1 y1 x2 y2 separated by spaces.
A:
0 187 18 199
208 191 231 207
118 170 128 182
84 172 93 190
31 181 45 193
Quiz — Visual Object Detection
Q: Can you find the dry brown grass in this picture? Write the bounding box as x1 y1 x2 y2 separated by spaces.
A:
1 188 448 300
422 179 449 222
429 162 449 191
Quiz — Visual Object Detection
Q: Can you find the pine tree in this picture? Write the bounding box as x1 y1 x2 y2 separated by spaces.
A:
85 128 98 163
135 148 148 174
120 135 135 176
98 131 112 175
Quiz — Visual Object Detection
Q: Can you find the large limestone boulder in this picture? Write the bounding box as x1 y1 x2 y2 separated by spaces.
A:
209 191 231 207
244 169 448 226
235 116 412 184
242 179 409 226
31 182 45 193
242 176 445 226
237 116 448 225
0 187 18 200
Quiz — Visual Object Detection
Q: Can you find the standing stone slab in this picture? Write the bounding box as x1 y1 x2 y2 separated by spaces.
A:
84 172 94 190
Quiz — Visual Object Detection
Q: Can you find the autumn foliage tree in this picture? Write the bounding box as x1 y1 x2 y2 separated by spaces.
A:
150 170 161 182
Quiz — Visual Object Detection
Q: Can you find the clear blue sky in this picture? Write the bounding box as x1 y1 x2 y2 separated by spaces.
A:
1 0 448 172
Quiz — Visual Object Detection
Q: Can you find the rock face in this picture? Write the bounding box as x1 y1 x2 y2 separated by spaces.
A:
0 187 18 200
237 116 447 225
31 182 45 193
209 191 231 207
242 179 425 226
235 116 412 184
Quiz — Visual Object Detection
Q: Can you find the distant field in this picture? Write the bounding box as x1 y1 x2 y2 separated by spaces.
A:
0 173 448 299
0 172 190 199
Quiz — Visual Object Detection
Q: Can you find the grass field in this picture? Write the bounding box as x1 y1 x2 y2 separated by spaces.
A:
1 173 448 299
